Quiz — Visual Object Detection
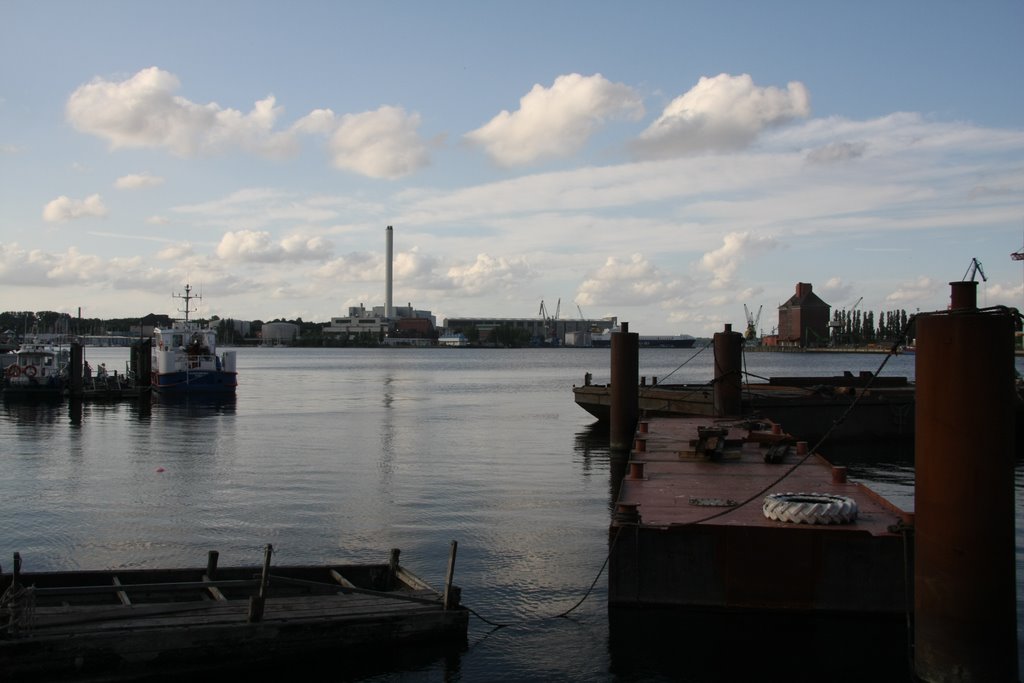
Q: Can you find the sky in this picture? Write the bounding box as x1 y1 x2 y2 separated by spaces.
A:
2 1 1023 336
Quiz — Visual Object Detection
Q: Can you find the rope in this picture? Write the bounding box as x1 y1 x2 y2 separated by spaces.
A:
1 583 35 636
469 321 922 626
658 341 711 384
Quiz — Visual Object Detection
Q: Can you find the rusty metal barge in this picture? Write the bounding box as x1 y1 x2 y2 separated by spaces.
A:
603 281 1020 681
608 417 910 617
0 544 468 681
573 371 916 442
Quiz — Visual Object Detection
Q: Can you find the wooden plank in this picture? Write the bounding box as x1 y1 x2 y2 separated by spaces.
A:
112 576 131 606
394 566 436 592
30 579 258 596
330 569 356 589
202 574 227 601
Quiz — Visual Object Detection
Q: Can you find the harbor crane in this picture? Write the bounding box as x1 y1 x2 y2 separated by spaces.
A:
743 304 762 341
963 257 987 282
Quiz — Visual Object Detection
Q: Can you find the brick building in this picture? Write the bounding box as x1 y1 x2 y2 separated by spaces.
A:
777 282 831 347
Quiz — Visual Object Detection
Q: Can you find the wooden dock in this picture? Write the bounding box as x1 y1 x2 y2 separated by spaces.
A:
1 546 468 680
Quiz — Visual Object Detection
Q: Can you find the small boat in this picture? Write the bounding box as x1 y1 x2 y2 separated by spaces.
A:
1 339 69 398
152 284 238 394
0 545 468 680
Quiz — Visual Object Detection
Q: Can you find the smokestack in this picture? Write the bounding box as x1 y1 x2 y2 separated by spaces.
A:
385 225 393 320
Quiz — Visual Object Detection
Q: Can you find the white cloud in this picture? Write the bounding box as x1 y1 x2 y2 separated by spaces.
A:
42 194 108 222
806 141 867 164
635 73 810 158
292 108 337 135
698 231 780 289
886 276 937 303
156 243 195 260
465 73 644 167
173 188 340 230
575 253 685 307
444 253 534 295
66 67 298 158
0 244 106 285
115 172 165 189
326 106 430 179
216 229 333 263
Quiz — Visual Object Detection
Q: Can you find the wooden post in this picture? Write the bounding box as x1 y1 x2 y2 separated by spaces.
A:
388 548 400 589
443 540 458 610
247 544 272 623
206 550 219 579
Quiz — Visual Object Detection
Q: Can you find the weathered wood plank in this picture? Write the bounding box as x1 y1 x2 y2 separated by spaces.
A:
330 568 356 588
112 575 131 606
203 573 227 601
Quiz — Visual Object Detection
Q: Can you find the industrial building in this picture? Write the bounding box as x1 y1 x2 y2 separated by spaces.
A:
776 282 831 347
321 226 438 344
442 315 616 347
261 321 299 346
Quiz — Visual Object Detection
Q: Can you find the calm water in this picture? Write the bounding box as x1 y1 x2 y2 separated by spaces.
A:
1 346 1020 681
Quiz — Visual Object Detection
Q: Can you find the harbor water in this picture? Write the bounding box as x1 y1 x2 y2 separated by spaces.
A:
1 346 1021 681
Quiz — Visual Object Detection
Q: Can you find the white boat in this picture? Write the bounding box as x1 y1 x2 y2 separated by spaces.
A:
151 285 237 395
2 339 69 398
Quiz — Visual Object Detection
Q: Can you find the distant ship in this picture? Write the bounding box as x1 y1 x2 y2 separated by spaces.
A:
151 285 237 394
590 330 695 348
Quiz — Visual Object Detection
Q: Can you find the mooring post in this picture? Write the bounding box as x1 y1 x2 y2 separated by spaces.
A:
713 323 743 417
68 343 83 396
610 322 639 451
913 281 1018 681
443 540 459 610
248 544 273 623
206 550 219 579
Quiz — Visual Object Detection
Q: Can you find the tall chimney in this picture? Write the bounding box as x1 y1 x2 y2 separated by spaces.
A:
385 225 393 320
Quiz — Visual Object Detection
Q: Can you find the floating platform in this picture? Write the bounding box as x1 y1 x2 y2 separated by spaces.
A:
0 546 468 681
574 373 916 442
608 416 911 617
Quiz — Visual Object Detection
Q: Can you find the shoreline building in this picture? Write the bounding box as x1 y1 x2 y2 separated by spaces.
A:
776 282 831 347
321 226 438 345
443 316 616 347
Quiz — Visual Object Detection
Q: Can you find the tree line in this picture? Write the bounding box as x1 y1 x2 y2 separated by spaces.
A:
829 308 915 346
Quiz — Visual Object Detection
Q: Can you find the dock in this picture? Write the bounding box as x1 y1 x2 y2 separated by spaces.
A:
608 416 911 616
0 545 468 680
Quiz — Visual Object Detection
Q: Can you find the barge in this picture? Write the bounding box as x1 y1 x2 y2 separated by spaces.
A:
0 545 467 680
608 417 910 616
574 372 916 442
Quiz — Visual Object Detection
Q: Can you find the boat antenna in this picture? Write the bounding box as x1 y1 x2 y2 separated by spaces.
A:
173 284 201 323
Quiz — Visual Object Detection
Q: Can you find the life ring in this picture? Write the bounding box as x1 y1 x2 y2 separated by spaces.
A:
23 365 37 378
763 492 858 525
5 364 20 378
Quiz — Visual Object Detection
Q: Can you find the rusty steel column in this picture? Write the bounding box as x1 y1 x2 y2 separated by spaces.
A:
68 342 83 396
713 323 744 417
914 281 1018 682
610 322 639 451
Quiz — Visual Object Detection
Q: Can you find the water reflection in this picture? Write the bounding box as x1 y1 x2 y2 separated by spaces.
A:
151 393 237 418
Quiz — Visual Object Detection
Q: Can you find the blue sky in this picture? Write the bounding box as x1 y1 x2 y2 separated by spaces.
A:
2 1 1022 335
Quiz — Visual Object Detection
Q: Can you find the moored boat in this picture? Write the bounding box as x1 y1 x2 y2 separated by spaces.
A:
152 284 237 394
1 339 69 398
0 545 468 680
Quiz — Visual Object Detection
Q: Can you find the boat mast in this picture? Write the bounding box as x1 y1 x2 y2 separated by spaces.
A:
173 284 201 324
